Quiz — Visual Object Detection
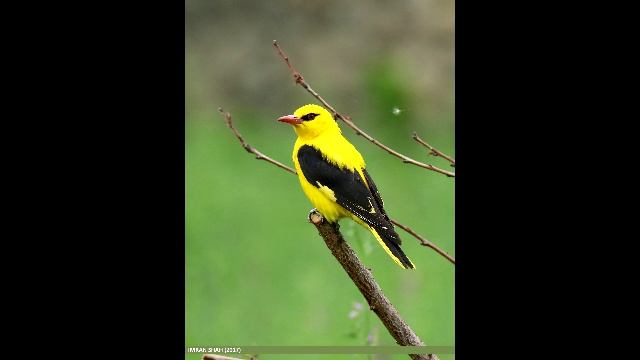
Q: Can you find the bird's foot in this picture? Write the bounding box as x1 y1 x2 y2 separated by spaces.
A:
308 209 325 224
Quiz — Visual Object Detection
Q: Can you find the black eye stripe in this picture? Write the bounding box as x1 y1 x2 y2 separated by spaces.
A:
301 113 319 121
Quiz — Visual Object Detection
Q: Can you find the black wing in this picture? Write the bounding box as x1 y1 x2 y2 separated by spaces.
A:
362 169 391 222
297 145 400 245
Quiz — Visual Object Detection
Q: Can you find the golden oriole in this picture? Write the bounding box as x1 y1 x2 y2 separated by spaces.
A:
277 104 415 269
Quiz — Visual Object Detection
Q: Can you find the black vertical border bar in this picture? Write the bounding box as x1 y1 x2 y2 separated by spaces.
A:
455 0 486 358
177 1 187 357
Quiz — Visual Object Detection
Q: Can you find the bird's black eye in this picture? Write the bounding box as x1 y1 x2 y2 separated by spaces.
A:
301 113 319 121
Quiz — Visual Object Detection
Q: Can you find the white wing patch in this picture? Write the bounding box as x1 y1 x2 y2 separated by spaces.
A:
316 181 337 202
368 198 376 214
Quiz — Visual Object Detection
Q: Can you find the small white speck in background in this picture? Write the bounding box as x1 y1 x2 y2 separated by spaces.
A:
348 310 359 319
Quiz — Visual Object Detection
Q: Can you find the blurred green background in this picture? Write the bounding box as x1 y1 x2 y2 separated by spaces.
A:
186 1 454 359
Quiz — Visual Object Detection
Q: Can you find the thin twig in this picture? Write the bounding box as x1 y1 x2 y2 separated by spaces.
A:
390 220 455 265
217 107 296 174
272 40 455 178
412 132 455 167
216 108 455 265
309 210 438 360
202 355 246 360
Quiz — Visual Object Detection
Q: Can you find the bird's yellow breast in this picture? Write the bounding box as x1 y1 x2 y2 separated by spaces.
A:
292 132 367 223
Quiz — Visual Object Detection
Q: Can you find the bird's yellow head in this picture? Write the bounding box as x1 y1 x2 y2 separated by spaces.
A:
277 104 341 140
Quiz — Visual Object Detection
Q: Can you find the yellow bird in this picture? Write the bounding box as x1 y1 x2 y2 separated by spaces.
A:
277 104 415 269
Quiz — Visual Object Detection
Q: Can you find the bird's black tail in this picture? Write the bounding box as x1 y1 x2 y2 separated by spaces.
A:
370 227 415 269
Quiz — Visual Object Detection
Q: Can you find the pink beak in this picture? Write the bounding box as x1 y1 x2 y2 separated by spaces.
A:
277 115 302 125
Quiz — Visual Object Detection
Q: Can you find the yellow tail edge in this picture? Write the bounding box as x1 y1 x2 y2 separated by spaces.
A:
370 227 416 269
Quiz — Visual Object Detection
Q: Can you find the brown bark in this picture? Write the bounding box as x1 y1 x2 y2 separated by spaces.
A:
309 210 439 360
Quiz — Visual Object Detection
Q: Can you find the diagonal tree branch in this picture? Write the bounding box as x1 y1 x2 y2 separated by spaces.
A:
412 132 455 167
390 220 455 265
309 210 438 360
272 40 455 178
216 109 455 265
218 107 296 174
202 355 247 360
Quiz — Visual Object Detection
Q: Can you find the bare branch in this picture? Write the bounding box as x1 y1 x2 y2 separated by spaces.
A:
202 355 247 360
217 107 296 174
412 132 455 167
309 210 438 360
272 40 455 178
216 108 455 265
390 220 455 265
